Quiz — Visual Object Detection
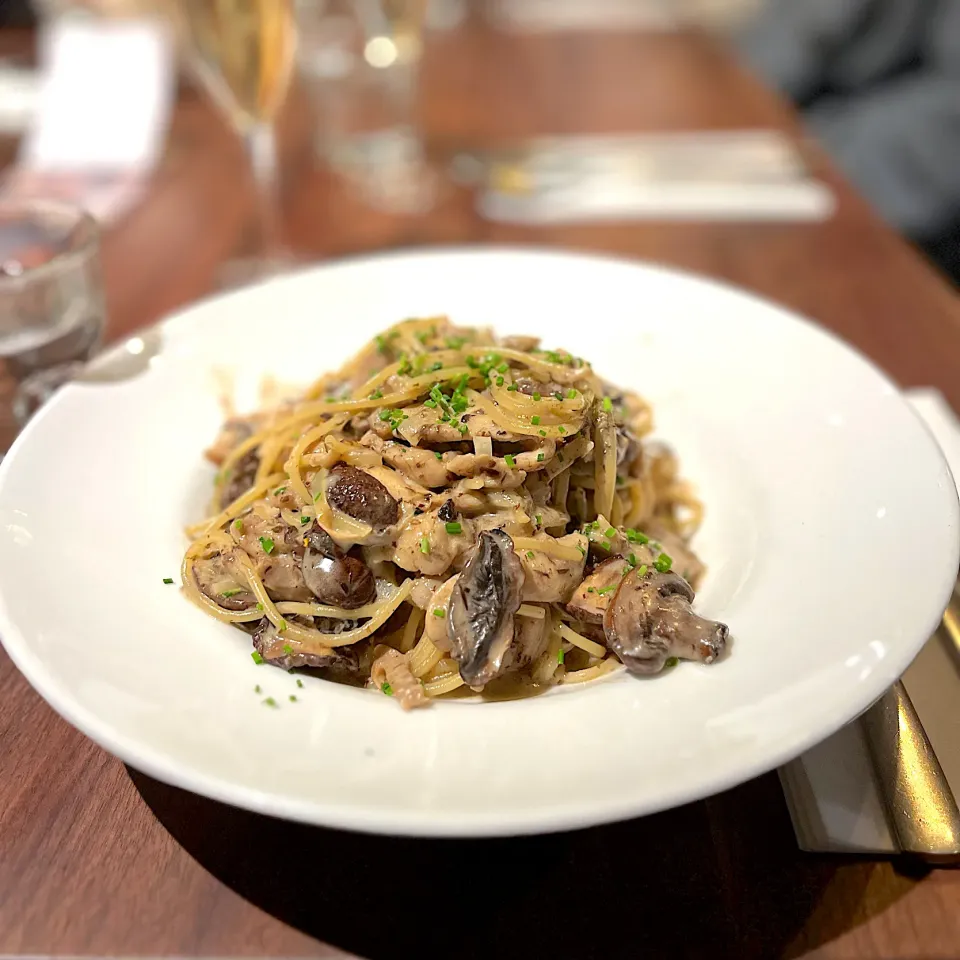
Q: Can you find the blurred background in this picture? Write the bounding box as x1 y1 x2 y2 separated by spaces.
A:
0 0 957 282
0 0 956 454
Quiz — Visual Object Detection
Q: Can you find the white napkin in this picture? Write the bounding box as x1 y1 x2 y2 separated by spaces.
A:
1 16 174 224
779 388 960 853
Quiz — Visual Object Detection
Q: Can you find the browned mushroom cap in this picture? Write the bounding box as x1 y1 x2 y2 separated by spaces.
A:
326 462 400 527
193 553 255 610
603 569 728 674
448 529 525 687
253 617 362 673
301 525 376 609
219 448 259 509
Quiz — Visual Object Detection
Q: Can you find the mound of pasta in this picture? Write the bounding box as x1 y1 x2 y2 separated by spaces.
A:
183 317 728 708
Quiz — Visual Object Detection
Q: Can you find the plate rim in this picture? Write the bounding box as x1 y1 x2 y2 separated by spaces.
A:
1 244 957 837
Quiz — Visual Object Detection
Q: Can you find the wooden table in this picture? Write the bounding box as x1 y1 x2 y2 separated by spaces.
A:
2 23 960 960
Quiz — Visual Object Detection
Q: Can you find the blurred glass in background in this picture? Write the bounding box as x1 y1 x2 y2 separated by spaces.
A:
294 0 438 214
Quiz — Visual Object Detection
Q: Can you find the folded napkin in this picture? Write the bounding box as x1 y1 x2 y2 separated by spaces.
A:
780 388 960 854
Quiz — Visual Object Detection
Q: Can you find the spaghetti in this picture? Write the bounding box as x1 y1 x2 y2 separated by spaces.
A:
183 317 726 709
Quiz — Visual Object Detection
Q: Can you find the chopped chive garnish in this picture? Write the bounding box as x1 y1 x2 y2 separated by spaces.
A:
655 553 673 573
259 536 275 554
274 486 286 495
296 678 304 688
526 550 535 559
497 362 508 373
424 398 438 408
289 694 298 702
625 528 649 544
535 514 542 525
531 415 541 425
445 521 462 535
567 388 577 399
557 426 566 434
587 587 595 593
251 651 264 664
420 536 430 555
504 455 516 468
507 384 518 392
434 451 443 460
637 564 648 576
665 657 679 668
597 584 617 596
282 644 293 656
539 430 547 437
537 453 545 462
381 682 393 696
433 608 446 618
557 647 565 664
628 553 637 567
314 491 323 502
254 684 261 693
278 619 288 631
496 377 504 387
233 518 243 532
162 577 174 585
369 389 383 399
301 515 311 525
605 527 616 538
220 588 243 598
602 396 613 412
602 539 611 550
532 392 541 402
255 602 264 612
263 697 277 707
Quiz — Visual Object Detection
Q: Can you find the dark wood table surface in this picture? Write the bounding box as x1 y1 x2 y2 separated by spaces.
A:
2 22 960 960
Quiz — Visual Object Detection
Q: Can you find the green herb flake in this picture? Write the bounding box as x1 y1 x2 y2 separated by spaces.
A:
557 647 565 664
254 684 262 693
251 651 264 665
368 389 384 400
535 513 542 525
532 392 541 402
539 430 547 437
557 426 566 435
504 454 516 468
526 550 535 559
628 553 637 567
278 618 288 632
434 451 443 460
637 564 648 577
263 696 278 708
625 528 650 544
445 521 462 535
655 553 673 573
531 415 541 425
282 644 294 656
507 384 518 392
605 527 616 538
665 657 679 668
496 376 504 387
420 536 430 555
381 682 394 697
536 453 545 462
259 536 275 554
300 515 311 525
233 518 244 532
296 678 304 688
602 396 613 412
587 587 595 593
255 602 264 612
162 577 175 585
566 389 577 399
433 608 446 618
220 588 243 598
289 694 298 702
596 584 617 596
274 486 287 495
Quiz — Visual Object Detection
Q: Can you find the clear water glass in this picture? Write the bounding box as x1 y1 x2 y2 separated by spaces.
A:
0 201 105 449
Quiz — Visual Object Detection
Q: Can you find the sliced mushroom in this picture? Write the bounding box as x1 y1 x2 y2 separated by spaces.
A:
447 529 525 686
219 448 259 509
193 552 255 610
253 616 362 673
326 462 400 527
301 525 376 609
603 569 728 674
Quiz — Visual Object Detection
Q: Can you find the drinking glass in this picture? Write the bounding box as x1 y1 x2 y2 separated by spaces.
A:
0 201 105 450
296 0 436 213
170 0 298 285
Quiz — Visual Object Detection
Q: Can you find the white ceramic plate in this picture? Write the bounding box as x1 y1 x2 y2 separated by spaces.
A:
0 248 957 837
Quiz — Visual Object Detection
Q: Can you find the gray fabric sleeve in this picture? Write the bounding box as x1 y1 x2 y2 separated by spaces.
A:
806 73 960 236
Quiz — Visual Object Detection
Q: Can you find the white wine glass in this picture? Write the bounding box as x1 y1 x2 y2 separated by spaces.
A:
171 0 298 286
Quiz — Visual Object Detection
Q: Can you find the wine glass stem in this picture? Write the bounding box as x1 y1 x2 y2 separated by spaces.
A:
244 122 283 264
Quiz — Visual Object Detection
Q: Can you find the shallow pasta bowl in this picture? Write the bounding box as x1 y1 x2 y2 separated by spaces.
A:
0 247 956 837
